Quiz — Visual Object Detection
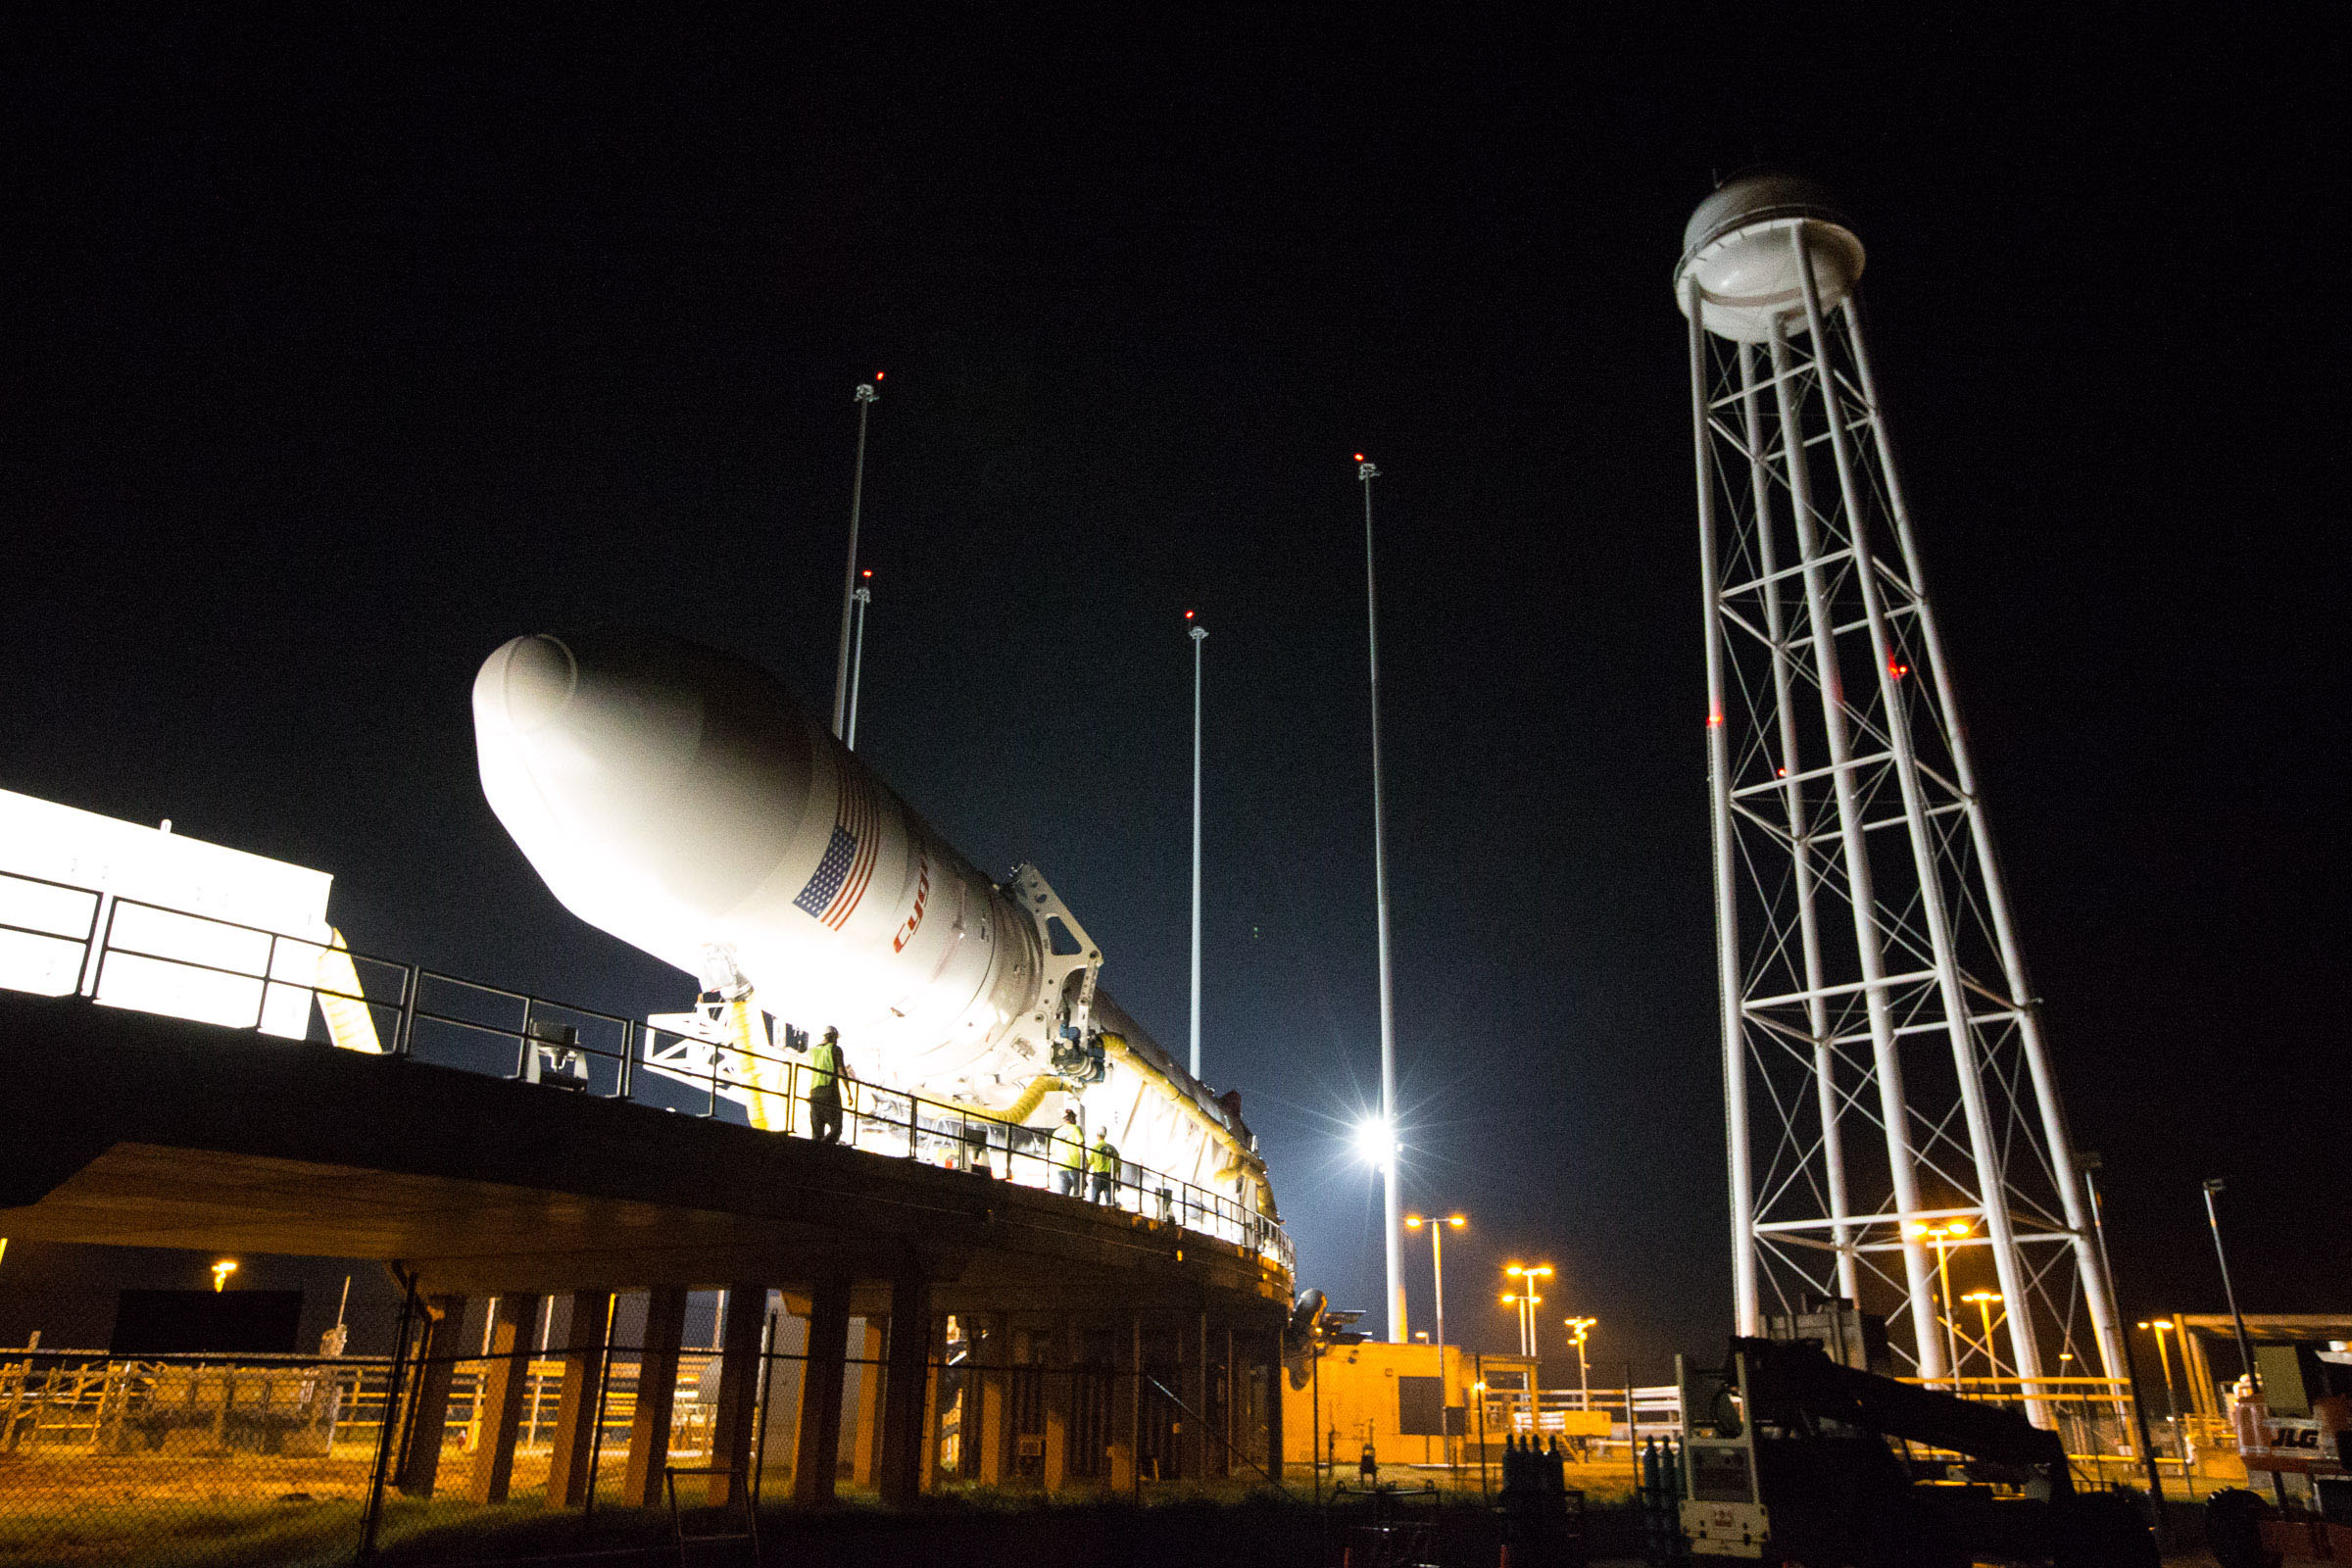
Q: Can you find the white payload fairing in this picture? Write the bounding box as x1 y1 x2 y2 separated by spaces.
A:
471 629 1273 1221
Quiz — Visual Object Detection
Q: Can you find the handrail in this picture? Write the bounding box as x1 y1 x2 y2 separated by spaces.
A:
0 871 1293 1273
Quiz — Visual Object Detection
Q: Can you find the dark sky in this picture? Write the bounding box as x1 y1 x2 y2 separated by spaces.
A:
6 17 2344 1382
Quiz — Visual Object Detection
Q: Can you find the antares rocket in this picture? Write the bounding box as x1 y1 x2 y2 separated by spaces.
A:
471 630 1275 1229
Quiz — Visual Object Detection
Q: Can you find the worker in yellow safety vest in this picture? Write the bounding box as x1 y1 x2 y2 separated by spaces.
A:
808 1025 853 1147
1089 1128 1121 1206
1052 1108 1087 1198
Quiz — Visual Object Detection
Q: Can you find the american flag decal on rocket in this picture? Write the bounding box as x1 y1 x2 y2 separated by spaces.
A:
791 769 881 930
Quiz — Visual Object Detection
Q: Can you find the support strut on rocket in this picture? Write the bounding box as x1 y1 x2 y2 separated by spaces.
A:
470 629 1274 1220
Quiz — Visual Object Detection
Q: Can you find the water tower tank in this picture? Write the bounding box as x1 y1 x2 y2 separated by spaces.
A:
1674 173 1865 342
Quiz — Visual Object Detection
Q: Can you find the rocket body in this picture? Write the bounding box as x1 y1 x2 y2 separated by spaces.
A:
472 630 1072 1106
472 630 1277 1228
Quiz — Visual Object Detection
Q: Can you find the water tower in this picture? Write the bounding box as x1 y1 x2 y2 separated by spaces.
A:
1676 174 2124 1417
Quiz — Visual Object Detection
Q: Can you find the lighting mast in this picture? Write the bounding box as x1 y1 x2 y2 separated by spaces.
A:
846 570 874 751
1188 612 1206 1082
831 377 879 739
1359 455 1404 1345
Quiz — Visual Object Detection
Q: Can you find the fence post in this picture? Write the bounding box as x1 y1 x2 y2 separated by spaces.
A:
359 1270 420 1561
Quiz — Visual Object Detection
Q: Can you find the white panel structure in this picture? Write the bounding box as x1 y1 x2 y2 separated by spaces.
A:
1677 175 2123 1420
0 789 332 1038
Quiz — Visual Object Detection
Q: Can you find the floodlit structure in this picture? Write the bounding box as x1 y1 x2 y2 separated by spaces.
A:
0 788 371 1046
472 629 1275 1223
1676 174 2123 1416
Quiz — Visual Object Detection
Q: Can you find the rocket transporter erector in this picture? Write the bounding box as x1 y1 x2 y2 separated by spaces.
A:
471 630 1276 1232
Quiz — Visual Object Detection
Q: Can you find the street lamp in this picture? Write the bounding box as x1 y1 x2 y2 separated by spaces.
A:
1564 1317 1595 1411
2139 1318 2188 1463
1963 1291 2005 1380
1910 1217 1972 1386
211 1259 237 1293
1404 1213 1467 1356
1502 1264 1552 1357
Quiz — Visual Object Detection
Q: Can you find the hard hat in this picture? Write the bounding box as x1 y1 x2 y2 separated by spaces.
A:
822 1025 839 1041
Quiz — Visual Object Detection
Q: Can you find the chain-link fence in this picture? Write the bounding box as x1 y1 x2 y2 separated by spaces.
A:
0 1298 1288 1567
0 1346 389 1565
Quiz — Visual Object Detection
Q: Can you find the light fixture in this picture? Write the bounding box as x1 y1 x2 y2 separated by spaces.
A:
210 1259 238 1293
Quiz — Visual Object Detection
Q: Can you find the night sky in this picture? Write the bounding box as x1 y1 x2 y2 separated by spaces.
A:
6 18 2343 1383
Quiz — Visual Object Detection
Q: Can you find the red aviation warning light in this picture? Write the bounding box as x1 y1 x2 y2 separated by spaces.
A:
873 370 884 381
1184 610 1195 620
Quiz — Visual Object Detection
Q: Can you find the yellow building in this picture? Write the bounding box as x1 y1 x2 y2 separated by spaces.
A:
1283 1342 1539 1469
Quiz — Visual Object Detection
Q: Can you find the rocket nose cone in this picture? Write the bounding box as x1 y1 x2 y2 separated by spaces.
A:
483 634 577 735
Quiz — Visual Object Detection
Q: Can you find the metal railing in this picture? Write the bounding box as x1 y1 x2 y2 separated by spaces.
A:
0 871 1293 1273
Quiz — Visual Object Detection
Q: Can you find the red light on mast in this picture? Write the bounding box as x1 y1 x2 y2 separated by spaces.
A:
873 370 885 381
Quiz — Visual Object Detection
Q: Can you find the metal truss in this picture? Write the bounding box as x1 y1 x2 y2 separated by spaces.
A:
1684 223 2124 1423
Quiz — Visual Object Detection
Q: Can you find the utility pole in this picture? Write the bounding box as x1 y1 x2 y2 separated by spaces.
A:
832 378 879 739
1358 455 1404 1345
1189 612 1206 1082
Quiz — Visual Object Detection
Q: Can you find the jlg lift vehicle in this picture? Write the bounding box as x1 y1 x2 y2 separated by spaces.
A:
1676 1337 2156 1568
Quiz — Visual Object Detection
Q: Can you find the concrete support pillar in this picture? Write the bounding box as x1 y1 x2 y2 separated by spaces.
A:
793 1278 851 1506
1223 1325 1237 1480
1107 1314 1140 1492
1182 1312 1208 1482
876 1270 933 1504
976 1313 1009 1485
395 1294 467 1497
851 1319 884 1488
708 1282 767 1507
1264 1335 1284 1485
1041 1320 1071 1494
917 1315 943 1493
620 1287 689 1508
2173 1335 2211 1429
545 1291 612 1509
466 1293 542 1503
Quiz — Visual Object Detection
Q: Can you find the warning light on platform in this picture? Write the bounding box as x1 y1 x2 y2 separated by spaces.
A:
211 1259 238 1293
